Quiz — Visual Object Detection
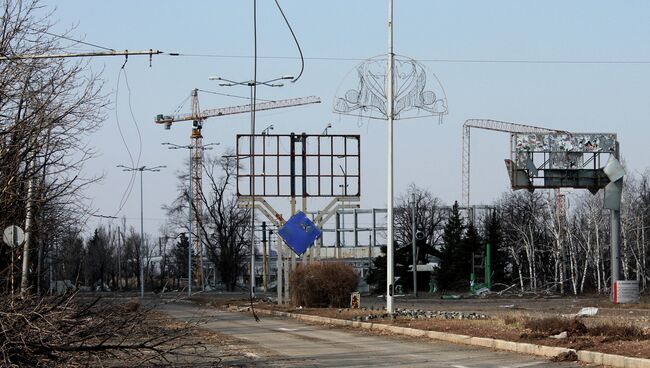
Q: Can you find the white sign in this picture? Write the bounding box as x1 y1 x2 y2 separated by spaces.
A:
3 225 25 248
614 280 639 304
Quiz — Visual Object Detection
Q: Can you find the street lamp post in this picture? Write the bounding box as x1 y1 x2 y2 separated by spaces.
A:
117 164 166 298
262 124 274 135
163 142 218 296
209 74 293 296
386 0 396 314
322 122 332 135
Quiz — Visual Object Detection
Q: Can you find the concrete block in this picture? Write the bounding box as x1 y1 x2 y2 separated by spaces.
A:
444 334 471 345
360 322 372 329
577 350 603 365
373 323 391 332
535 345 570 358
469 337 495 349
602 353 626 367
426 330 445 340
516 343 536 355
402 327 426 337
493 339 518 352
624 356 650 368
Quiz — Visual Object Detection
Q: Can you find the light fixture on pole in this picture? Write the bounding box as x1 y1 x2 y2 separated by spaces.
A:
116 164 166 298
209 74 293 296
162 142 219 295
262 124 274 135
322 122 332 135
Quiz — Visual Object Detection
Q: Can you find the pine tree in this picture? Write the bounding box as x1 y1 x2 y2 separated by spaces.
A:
436 201 466 290
171 233 190 285
483 211 510 285
461 221 481 285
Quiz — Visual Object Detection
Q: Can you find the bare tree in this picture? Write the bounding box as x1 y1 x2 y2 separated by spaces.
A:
0 0 107 292
199 154 251 291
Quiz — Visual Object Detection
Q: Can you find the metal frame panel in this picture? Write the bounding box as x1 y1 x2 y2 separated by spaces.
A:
236 133 361 197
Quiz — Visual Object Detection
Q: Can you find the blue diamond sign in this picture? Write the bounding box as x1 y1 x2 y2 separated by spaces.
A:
278 211 322 256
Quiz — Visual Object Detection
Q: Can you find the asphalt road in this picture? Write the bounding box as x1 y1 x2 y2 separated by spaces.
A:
161 302 589 368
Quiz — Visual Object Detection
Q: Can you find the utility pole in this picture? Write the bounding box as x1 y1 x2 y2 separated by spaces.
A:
262 222 268 291
386 0 396 314
411 192 418 297
118 225 122 290
117 164 165 298
0 49 162 61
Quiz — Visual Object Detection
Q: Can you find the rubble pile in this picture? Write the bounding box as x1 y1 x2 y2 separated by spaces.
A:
344 307 489 322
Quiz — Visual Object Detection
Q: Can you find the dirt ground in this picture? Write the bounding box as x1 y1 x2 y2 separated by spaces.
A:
107 308 296 367
194 293 650 360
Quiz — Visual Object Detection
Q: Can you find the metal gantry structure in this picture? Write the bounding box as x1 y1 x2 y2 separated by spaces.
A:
155 90 321 290
461 119 562 211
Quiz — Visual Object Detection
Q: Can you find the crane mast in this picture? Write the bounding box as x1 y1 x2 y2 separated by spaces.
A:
157 90 321 288
461 119 563 218
190 90 204 285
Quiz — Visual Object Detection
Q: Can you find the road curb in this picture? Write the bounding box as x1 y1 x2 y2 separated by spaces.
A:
251 308 650 368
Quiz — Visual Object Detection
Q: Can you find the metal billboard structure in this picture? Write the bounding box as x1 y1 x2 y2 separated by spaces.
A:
506 132 618 192
236 133 360 198
505 131 624 298
236 133 361 305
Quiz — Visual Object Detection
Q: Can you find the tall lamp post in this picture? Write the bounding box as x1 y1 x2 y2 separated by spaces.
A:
386 0 396 313
117 164 166 298
208 75 293 296
162 142 219 295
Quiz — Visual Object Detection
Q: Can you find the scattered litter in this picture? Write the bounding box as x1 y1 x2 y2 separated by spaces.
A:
474 287 490 296
244 352 260 359
550 331 568 339
551 350 578 362
277 327 299 332
441 294 462 300
576 307 598 317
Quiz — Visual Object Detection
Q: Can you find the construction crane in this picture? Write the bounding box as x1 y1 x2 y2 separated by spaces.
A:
155 90 321 286
461 119 564 216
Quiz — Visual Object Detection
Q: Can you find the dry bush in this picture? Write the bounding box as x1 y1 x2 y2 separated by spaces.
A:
522 316 648 341
290 262 359 308
523 317 586 336
0 292 205 367
588 323 647 340
502 314 525 326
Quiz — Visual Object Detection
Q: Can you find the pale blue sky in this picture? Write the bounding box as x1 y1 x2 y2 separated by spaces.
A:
46 1 650 236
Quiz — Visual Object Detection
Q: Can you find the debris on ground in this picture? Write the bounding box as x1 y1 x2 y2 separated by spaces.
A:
550 331 568 339
551 350 578 362
349 308 489 322
576 307 598 317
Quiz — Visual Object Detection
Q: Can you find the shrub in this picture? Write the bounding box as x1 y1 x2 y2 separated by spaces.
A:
523 317 586 336
290 262 359 308
588 323 646 339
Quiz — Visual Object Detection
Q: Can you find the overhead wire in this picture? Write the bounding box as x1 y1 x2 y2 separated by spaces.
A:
39 30 115 51
196 89 271 102
113 68 137 216
123 68 143 168
273 0 304 82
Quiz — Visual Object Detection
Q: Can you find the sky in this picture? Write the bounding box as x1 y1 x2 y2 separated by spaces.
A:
43 1 650 238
